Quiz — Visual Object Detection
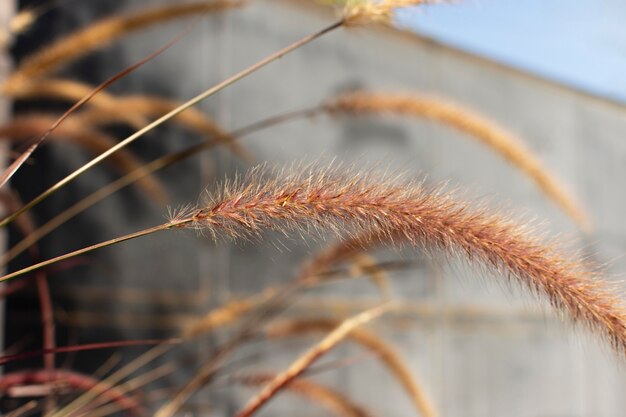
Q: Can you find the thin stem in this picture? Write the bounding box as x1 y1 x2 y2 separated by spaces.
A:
0 105 326 267
234 304 393 417
230 107 324 137
0 222 188 283
0 20 343 229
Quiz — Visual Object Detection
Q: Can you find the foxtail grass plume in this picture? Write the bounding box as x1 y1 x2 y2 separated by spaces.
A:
3 164 624 354
342 0 437 26
325 91 591 230
181 164 624 352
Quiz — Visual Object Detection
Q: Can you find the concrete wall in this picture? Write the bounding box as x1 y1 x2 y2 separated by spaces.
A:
6 1 626 416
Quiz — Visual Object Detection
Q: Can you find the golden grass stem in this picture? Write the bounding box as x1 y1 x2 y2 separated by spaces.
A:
0 30 183 190
6 78 146 128
237 372 373 417
0 19 343 229
0 115 165 201
49 343 172 417
0 222 186 283
233 304 393 417
0 141 211 267
267 318 437 417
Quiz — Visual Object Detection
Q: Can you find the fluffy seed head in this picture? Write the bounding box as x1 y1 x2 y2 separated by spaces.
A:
177 164 626 353
342 0 438 26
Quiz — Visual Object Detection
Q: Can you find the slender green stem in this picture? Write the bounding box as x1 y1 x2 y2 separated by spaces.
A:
0 20 343 229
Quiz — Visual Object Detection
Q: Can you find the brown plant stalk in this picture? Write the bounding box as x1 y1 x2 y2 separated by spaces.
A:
236 372 373 417
267 317 437 417
0 370 144 416
233 304 393 417
77 95 252 161
7 78 252 160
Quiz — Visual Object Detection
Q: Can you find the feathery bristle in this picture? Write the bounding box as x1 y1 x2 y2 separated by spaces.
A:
180 164 625 353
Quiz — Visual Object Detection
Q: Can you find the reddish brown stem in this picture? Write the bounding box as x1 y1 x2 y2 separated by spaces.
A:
0 370 144 416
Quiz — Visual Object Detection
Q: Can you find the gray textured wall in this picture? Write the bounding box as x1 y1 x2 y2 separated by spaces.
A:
6 1 626 416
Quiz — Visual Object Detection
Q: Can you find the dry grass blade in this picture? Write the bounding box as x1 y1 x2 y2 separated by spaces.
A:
236 372 373 417
348 254 393 300
5 78 146 128
267 318 437 417
0 29 184 190
4 400 38 417
71 362 175 417
78 95 252 161
2 0 244 90
183 288 278 338
0 115 165 202
8 80 252 159
233 304 393 417
0 370 144 415
299 242 392 299
325 91 590 230
49 344 172 417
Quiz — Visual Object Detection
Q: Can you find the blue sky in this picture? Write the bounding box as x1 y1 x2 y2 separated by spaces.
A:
396 0 626 102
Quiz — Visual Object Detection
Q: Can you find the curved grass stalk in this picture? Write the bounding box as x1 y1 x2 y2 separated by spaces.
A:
2 0 244 91
236 372 374 417
49 343 172 417
78 95 252 161
183 288 279 338
0 369 145 416
267 317 437 417
0 26 187 190
233 304 393 417
6 78 146 128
